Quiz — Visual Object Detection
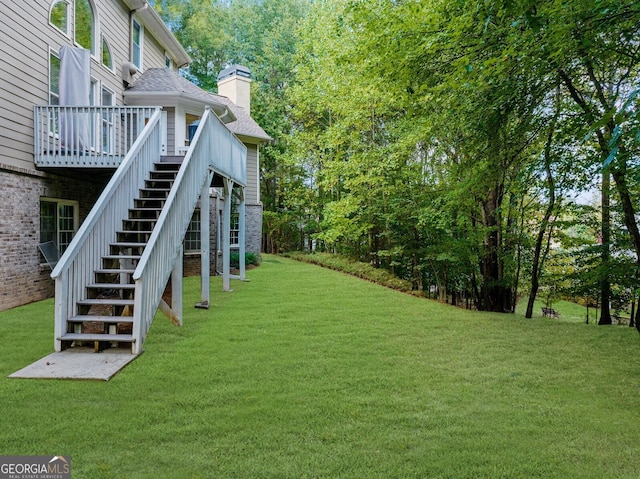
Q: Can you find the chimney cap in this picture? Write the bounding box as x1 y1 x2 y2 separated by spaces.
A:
218 64 251 81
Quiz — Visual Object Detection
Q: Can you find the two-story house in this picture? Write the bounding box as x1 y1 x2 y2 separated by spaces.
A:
0 0 269 353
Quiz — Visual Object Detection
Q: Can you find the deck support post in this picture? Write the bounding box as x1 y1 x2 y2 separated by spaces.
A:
196 170 214 308
171 244 183 325
238 187 246 281
222 177 234 292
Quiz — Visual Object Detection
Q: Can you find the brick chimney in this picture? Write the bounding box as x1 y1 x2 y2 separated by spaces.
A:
217 64 251 112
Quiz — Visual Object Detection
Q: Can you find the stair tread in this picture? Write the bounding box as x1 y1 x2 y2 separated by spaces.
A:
77 298 135 305
68 315 134 323
157 157 183 163
103 254 141 259
111 242 147 247
58 333 135 342
95 268 135 274
87 283 136 289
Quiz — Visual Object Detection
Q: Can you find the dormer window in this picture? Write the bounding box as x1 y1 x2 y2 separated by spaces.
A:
50 0 70 35
75 0 96 55
132 18 143 69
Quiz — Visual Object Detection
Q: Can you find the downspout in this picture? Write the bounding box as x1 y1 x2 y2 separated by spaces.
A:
217 108 231 122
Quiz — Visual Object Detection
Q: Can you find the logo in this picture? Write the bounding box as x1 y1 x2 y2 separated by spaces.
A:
0 456 71 479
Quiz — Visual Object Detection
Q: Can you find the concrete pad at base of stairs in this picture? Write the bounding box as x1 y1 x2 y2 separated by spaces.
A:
8 348 140 381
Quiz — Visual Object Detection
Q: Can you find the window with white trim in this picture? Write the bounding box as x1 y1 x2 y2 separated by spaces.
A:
184 208 201 253
40 199 79 255
132 18 143 69
49 50 61 105
230 196 239 247
50 0 70 35
75 0 96 55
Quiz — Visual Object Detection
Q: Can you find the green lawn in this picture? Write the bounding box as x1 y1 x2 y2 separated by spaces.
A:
1 255 639 478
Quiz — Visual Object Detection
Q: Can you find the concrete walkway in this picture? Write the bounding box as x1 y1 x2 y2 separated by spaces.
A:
9 348 139 381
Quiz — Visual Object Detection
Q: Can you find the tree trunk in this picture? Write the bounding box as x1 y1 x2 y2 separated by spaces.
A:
479 188 512 312
599 169 612 325
526 107 558 318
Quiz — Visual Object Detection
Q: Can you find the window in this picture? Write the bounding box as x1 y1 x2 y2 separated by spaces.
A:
101 86 114 153
165 54 173 69
40 199 79 255
184 209 201 253
102 36 113 70
50 0 69 35
132 18 143 69
49 51 61 105
75 0 96 54
230 199 240 247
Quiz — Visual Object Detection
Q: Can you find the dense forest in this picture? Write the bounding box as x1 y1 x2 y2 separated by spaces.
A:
155 0 640 325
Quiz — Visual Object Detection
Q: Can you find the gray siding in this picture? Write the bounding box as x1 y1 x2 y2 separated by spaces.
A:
245 144 259 205
0 0 55 171
142 28 166 71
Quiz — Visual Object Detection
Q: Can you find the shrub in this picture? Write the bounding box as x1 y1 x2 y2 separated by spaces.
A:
230 252 260 268
284 252 416 295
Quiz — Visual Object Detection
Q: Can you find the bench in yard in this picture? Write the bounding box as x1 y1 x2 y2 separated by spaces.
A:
541 307 559 318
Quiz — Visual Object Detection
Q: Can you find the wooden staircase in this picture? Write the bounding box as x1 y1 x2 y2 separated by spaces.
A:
58 158 182 352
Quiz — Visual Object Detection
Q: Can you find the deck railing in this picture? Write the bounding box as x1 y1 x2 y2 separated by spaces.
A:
51 109 163 352
132 108 246 353
34 105 160 168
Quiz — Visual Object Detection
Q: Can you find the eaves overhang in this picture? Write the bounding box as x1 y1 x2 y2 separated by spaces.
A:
123 91 236 123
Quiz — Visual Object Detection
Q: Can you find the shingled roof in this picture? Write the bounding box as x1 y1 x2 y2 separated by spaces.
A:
125 68 271 142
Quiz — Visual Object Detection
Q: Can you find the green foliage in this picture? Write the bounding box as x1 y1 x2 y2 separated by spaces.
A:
284 0 640 312
286 251 416 294
229 251 259 269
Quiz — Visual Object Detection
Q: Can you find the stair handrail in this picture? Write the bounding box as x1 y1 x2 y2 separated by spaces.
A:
131 107 247 353
51 108 162 351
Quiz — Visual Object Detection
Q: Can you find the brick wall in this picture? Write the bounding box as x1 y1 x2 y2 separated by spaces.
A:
0 166 106 311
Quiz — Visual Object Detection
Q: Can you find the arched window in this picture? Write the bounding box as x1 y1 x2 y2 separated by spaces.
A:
75 0 96 54
102 36 113 70
50 0 69 35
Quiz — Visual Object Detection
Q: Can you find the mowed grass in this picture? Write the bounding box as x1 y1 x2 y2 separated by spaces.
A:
1 255 639 478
